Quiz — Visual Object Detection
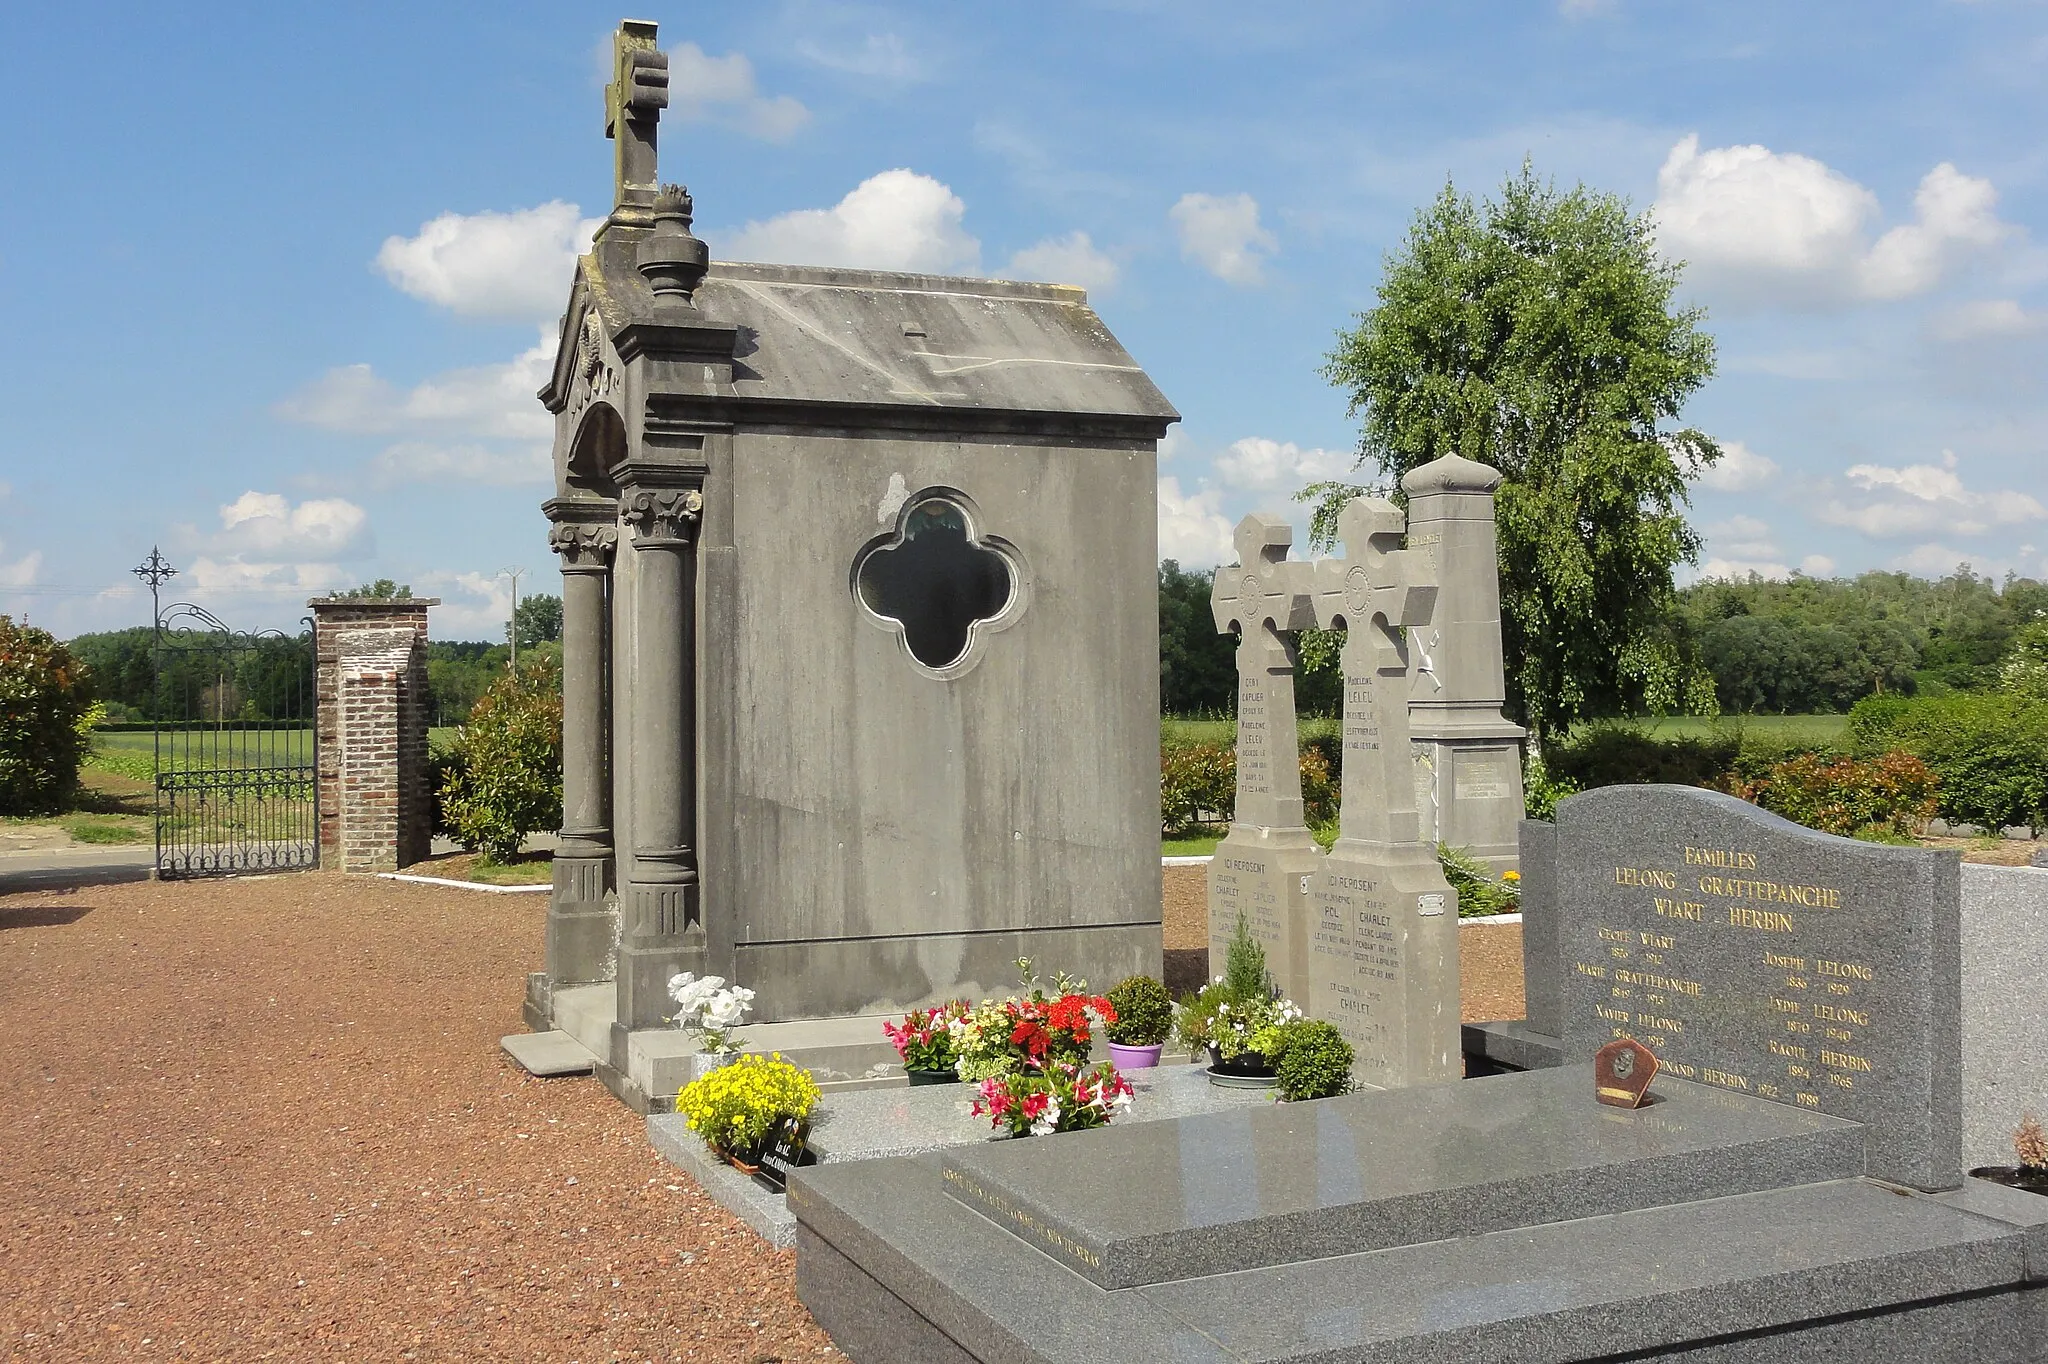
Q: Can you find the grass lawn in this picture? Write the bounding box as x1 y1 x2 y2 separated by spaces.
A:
1162 832 1223 858
1588 714 1850 745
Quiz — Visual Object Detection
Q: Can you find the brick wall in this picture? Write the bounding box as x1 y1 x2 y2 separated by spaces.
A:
312 599 437 872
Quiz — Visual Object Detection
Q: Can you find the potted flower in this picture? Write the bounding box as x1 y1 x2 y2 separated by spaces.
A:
883 1000 970 1084
668 971 755 1070
948 959 1118 1081
971 1060 1134 1137
1971 1112 2048 1197
1104 974 1172 1069
674 1051 821 1173
1174 914 1301 1086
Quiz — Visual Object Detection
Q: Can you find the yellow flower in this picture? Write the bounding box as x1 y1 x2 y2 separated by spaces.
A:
1502 870 1521 882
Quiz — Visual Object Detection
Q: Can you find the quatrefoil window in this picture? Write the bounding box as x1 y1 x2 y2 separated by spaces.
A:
854 492 1021 673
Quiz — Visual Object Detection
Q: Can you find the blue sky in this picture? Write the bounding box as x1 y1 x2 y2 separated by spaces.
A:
2 1 2044 639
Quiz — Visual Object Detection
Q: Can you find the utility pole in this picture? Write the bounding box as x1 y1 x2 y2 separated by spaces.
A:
499 566 527 670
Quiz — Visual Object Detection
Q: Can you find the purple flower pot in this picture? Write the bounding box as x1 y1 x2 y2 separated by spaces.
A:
1107 1041 1165 1070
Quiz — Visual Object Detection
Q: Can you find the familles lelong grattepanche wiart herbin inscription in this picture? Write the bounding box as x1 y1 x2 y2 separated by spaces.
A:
1552 784 1963 1190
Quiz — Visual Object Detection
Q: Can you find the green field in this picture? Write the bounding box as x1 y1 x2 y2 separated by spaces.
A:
1572 714 1849 745
88 728 313 783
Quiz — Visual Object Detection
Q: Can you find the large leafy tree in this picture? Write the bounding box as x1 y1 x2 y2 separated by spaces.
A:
1308 164 1721 744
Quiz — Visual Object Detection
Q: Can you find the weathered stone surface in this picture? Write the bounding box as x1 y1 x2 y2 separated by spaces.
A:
1961 864 2048 1169
499 1030 596 1077
1304 496 1459 1087
1555 784 1963 1190
1208 514 1322 997
934 1064 1861 1289
1401 454 1525 874
524 22 1177 1064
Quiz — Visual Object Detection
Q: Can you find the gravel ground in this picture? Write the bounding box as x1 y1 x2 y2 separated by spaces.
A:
0 874 835 1363
4 867 1529 1362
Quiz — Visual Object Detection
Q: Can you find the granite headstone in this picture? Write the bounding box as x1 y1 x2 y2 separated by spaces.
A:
1303 496 1461 1088
1552 783 1963 1190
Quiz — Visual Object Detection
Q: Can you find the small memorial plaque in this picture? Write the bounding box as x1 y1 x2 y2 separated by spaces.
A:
1595 1037 1658 1107
753 1118 814 1194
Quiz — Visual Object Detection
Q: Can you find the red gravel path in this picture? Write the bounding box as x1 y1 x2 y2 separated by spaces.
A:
0 874 834 1363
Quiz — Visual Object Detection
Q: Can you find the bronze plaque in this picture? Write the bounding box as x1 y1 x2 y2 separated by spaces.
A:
1595 1037 1658 1108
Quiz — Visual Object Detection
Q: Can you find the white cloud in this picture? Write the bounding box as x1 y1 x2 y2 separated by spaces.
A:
1800 555 1837 577
1892 543 1977 577
0 541 42 587
1170 192 1277 286
375 202 599 321
1698 557 1795 581
215 492 370 559
1005 232 1119 294
1816 448 2046 538
1692 439 1780 492
795 32 923 82
725 170 982 275
1694 513 1819 580
1157 428 1189 463
1930 298 2048 343
1212 437 1353 494
1653 136 2014 305
1158 476 1235 566
668 43 811 142
276 329 556 487
1704 513 1779 560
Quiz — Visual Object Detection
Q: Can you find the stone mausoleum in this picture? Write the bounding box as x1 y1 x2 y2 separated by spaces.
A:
521 22 1176 1106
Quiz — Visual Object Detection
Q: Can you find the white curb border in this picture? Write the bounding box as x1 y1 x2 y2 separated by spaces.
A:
377 872 551 894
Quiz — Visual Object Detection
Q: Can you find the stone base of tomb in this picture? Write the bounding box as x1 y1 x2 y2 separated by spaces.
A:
791 1064 2048 1363
1461 1018 1567 1075
1206 825 1325 1003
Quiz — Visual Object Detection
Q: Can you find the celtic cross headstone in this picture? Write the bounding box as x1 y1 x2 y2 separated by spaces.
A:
1204 514 1324 1004
1305 496 1462 1089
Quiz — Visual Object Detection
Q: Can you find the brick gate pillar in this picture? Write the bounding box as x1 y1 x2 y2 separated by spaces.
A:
311 597 438 873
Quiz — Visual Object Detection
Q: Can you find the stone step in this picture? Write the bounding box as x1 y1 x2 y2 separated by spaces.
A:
499 1030 596 1077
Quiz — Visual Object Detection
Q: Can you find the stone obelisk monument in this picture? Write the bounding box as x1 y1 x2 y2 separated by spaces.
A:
1306 497 1461 1088
1402 454 1525 873
1206 514 1323 1004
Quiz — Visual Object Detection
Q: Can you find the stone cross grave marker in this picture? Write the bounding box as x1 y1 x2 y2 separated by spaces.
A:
1206 514 1322 1001
1551 783 1963 1190
1304 496 1462 1089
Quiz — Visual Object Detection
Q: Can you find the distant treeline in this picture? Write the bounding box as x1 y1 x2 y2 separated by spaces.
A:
65 629 535 728
1160 560 2048 719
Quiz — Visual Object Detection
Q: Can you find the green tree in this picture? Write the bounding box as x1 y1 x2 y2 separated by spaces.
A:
513 592 564 648
0 616 98 814
1158 561 1236 714
438 654 562 862
1310 164 1721 744
347 579 413 599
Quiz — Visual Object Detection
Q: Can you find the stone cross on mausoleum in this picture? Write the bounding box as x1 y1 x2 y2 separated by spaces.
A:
1305 495 1463 1089
1204 514 1325 1004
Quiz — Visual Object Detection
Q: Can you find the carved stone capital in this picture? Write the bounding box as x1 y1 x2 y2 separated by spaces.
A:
621 486 703 547
548 521 618 569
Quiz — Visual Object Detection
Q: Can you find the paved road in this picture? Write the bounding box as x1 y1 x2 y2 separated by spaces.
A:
0 846 156 894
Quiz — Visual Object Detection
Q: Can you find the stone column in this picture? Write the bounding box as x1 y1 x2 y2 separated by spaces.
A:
1402 454 1526 874
1205 514 1323 1004
544 498 619 990
310 597 437 873
1305 498 1461 1090
615 466 706 1030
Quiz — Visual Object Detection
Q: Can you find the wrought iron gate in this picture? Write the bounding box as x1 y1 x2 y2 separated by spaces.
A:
136 551 318 878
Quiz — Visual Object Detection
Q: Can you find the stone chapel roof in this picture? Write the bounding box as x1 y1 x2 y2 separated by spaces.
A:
579 242 1179 428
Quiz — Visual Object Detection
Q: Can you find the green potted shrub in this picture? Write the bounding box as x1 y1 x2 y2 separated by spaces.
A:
1270 1019 1354 1101
1104 975 1172 1069
1174 914 1302 1087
